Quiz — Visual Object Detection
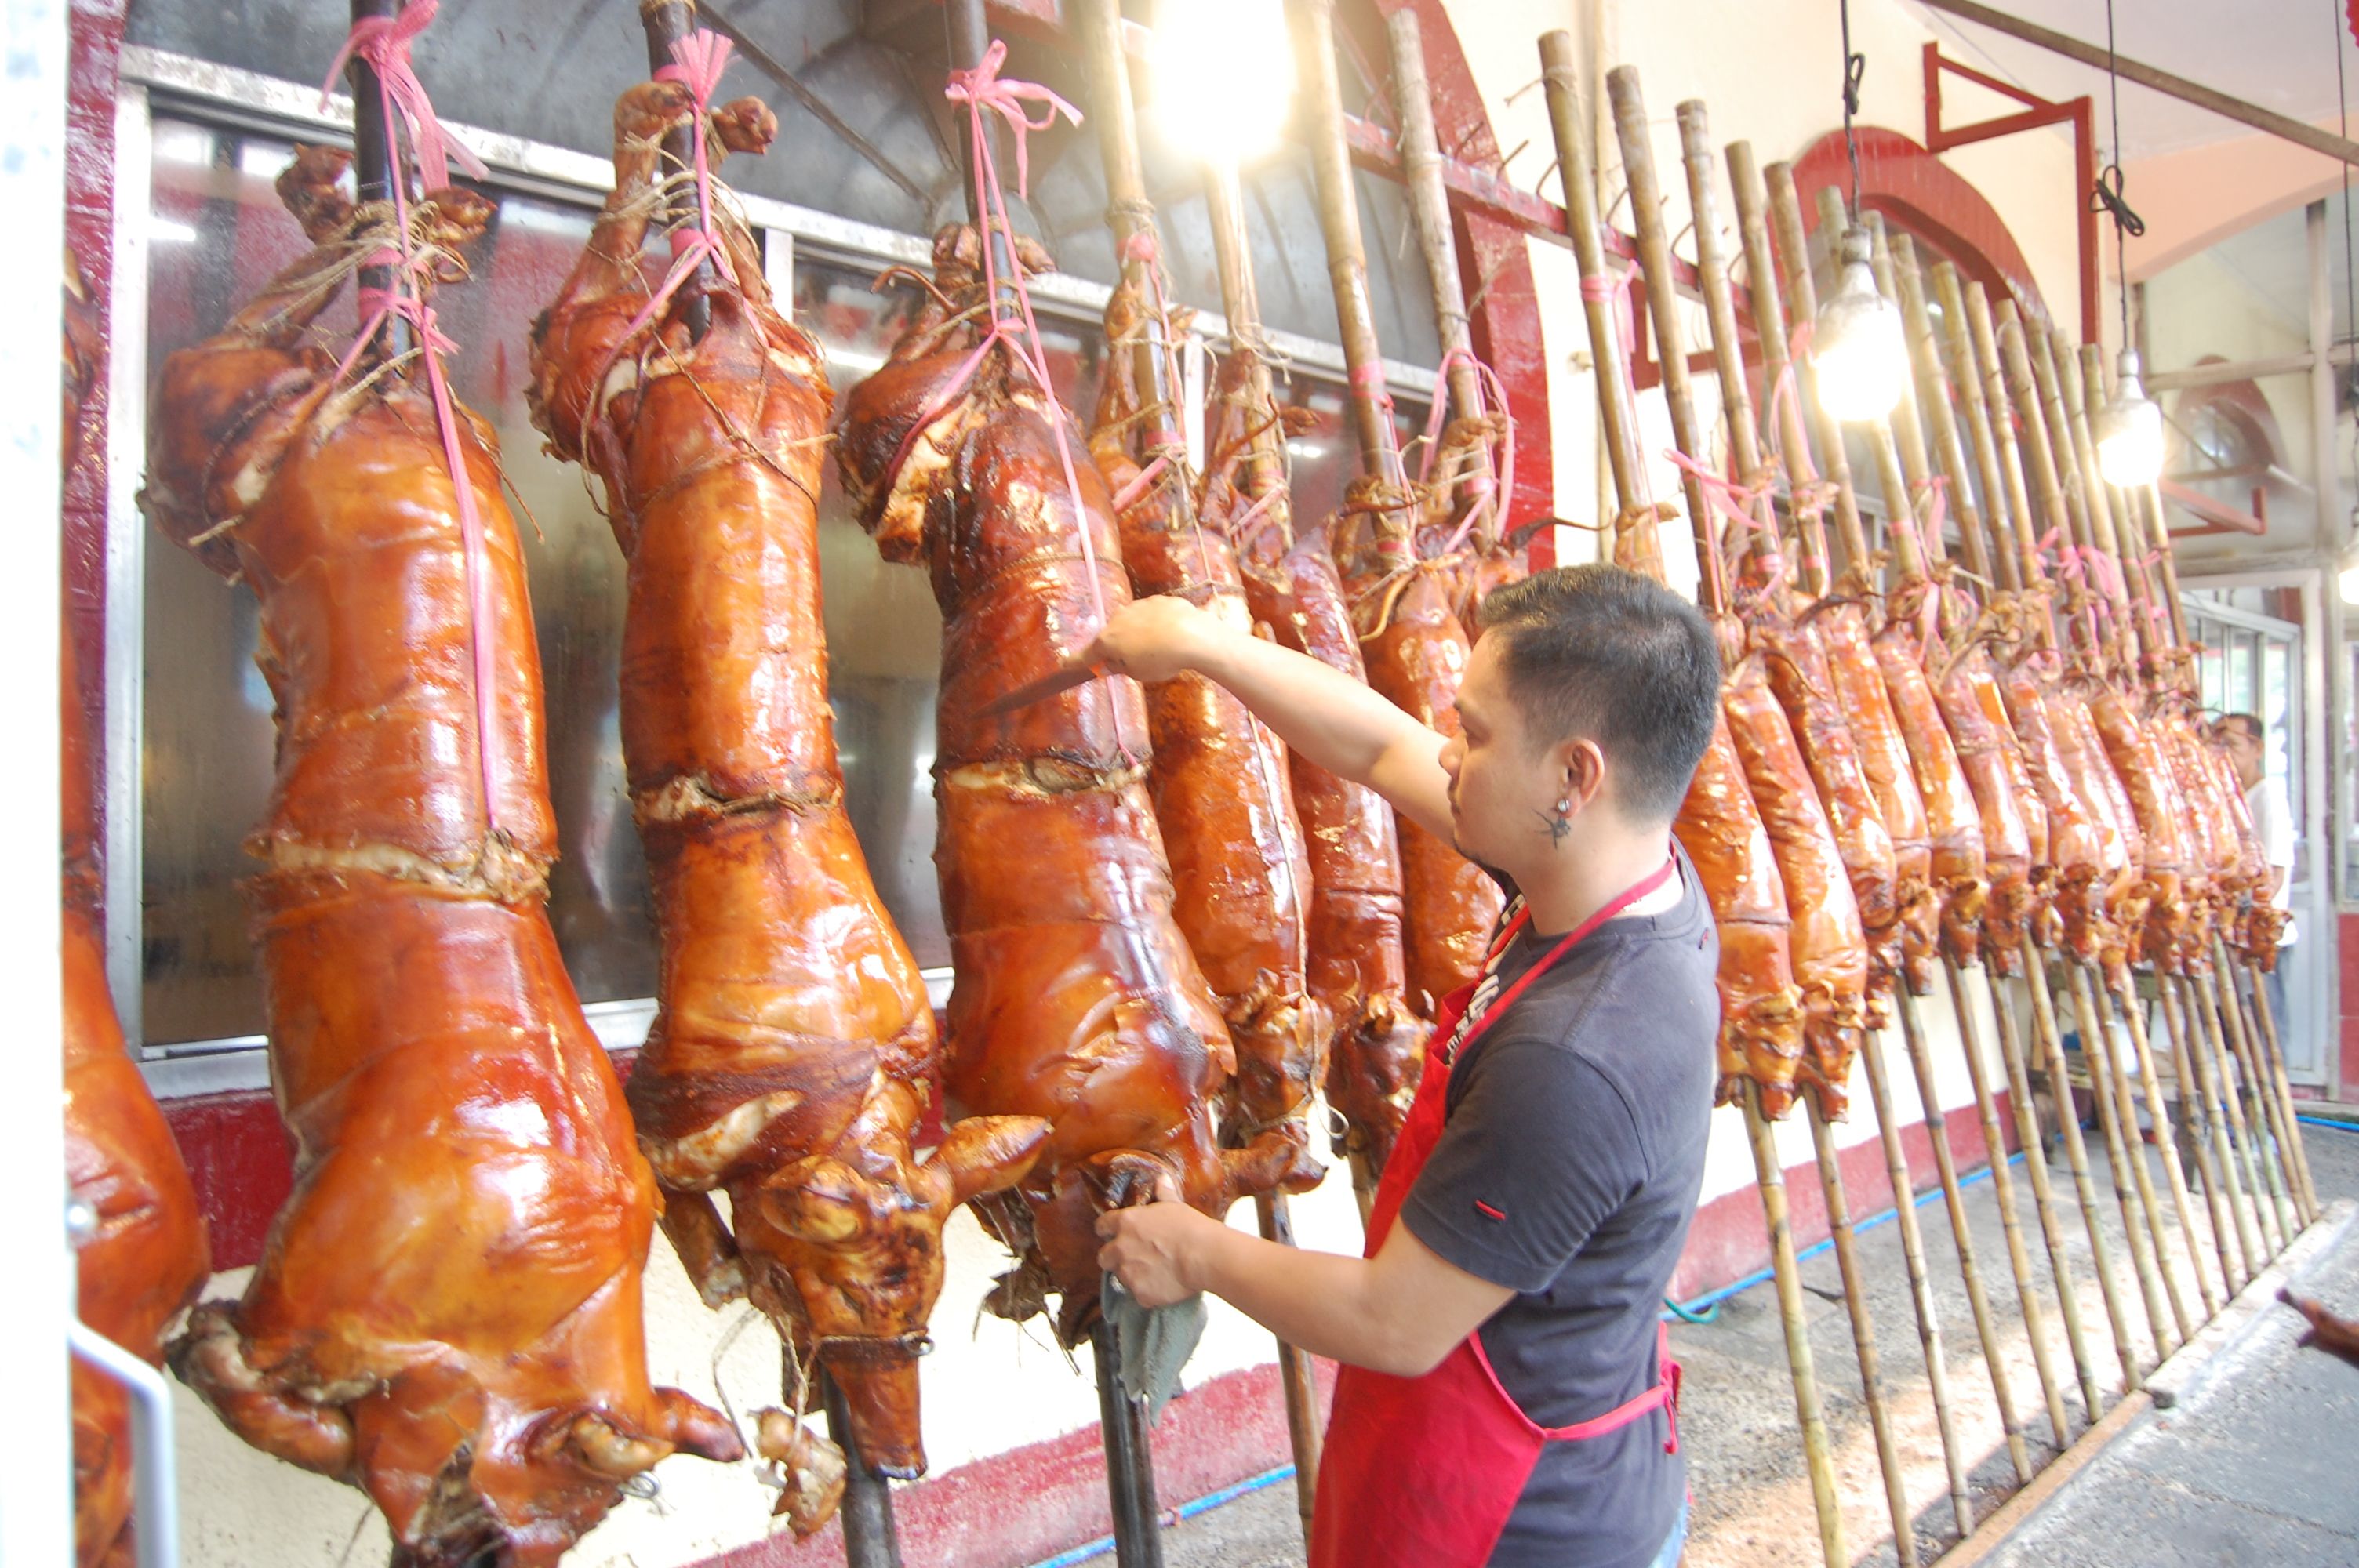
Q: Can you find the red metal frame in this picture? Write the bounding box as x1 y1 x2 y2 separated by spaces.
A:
1921 41 2097 343
2160 478 2267 536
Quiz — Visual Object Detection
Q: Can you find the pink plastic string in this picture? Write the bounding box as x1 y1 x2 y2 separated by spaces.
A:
324 3 502 833
320 0 487 194
1663 447 1783 587
1419 347 1519 555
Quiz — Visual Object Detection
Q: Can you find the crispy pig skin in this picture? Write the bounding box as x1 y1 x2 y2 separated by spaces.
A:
144 153 738 1567
529 84 1046 1481
835 227 1312 1346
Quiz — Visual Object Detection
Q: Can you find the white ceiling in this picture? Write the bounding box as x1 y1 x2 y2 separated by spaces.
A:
1903 0 2359 163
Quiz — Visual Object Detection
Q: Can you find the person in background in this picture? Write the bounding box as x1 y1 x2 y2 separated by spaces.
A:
2215 711 2296 1032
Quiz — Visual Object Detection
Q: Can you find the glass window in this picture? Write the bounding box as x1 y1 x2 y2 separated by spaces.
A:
137 114 1425 1054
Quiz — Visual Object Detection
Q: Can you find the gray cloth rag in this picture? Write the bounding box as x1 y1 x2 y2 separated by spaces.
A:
1100 1272 1205 1426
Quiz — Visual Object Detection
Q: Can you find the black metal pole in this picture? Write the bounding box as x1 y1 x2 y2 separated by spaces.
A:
1091 1321 1168 1568
641 0 712 342
944 0 1020 318
820 1368 904 1568
347 0 408 358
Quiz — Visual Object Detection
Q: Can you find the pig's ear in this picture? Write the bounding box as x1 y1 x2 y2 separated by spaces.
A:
925 1116 1051 1209
759 1157 871 1243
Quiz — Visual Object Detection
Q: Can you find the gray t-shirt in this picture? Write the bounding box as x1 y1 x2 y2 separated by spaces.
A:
1400 847 1717 1568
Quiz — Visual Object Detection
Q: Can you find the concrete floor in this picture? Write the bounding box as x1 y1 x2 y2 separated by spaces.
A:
1101 1104 2359 1568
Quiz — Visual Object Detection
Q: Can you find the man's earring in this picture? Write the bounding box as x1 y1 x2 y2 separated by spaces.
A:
1548 798 1572 846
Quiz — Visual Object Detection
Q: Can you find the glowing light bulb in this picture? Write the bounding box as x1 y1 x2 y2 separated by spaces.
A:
1812 226 1906 422
2097 350 2166 488
1152 0 1295 166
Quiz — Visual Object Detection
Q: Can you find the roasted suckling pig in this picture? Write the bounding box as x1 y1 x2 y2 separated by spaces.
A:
1203 354 1426 1179
529 80 1046 1497
835 227 1313 1345
1339 506 1506 1014
1087 263 1320 1145
64 256 211 1568
144 150 740 1566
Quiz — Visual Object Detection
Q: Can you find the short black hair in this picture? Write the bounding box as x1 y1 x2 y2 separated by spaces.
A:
2217 711 2263 744
1476 564 1721 823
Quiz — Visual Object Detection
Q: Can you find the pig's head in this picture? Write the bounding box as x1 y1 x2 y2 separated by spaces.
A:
736 1114 1049 1477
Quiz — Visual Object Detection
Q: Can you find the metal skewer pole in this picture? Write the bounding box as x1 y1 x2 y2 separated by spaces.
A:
2016 321 2208 1341
2048 337 2251 1305
1990 307 2179 1366
1694 122 1917 1564
1615 74 1842 1566
1876 221 2076 1453
347 0 409 360
940 4 1163 1559
641 0 712 343
1761 158 1977 1540
1830 190 2034 1489
1912 249 2109 1428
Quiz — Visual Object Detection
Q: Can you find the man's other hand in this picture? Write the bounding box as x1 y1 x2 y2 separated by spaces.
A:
1096 1189 1218 1309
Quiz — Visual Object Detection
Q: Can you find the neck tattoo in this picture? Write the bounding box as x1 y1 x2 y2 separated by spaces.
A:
1536 807 1572 847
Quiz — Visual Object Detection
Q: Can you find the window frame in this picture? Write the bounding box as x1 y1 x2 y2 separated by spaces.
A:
109 45 1441 1098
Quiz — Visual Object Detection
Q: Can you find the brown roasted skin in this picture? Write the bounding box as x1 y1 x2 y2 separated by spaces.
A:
2086 679 2192 976
1341 504 1506 1014
834 227 1312 1345
64 257 211 1568
1873 615 1989 971
529 85 1047 1486
1817 603 1940 994
1205 360 1426 1179
1760 608 1900 1020
2056 695 2150 978
1721 616 1868 1117
143 153 740 1566
1932 648 2035 974
2000 659 2106 965
1088 268 1319 1142
2207 737 2286 966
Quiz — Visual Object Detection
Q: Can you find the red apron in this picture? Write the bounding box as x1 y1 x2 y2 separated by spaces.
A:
1308 859 1683 1568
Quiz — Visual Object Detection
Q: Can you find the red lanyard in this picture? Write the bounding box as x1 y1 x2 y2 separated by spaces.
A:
1445 856 1678 1066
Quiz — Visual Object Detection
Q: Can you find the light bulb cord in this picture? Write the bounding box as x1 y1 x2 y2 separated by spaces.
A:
1840 0 1865 216
2087 0 2145 359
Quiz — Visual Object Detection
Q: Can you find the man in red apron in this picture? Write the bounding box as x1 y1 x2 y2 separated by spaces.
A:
1092 564 1722 1568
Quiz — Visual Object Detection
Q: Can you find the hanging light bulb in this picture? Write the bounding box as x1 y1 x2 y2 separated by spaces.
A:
1152 0 1294 166
2095 348 2165 488
1814 224 1907 421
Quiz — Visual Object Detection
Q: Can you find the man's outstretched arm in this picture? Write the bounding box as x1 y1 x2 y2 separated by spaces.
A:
1085 595 1456 840
1096 1192 1511 1378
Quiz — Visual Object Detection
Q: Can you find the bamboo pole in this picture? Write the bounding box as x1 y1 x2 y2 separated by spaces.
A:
1615 73 1839 1568
2024 938 2143 1394
2234 949 2321 1219
2195 966 2292 1257
1859 1001 1979 1533
1726 142 1834 597
1290 0 1403 486
2183 965 2283 1262
1539 31 1648 535
2061 962 2177 1363
1918 255 2108 1420
1384 12 1480 429
1743 1090 1850 1568
1681 112 1917 1563
1883 229 2077 1448
1607 67 1724 613
1085 1 1323 1526
2139 970 2242 1306
1897 987 2036 1484
2210 939 2310 1232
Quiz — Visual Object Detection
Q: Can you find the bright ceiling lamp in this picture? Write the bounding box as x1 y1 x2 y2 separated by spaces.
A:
2097 350 2165 487
1812 0 1905 421
1153 0 1294 166
2091 0 2165 487
1816 226 1908 421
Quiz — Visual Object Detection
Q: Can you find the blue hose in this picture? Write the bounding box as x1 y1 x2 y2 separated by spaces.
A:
2296 1113 2359 1135
1023 1464 1297 1568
